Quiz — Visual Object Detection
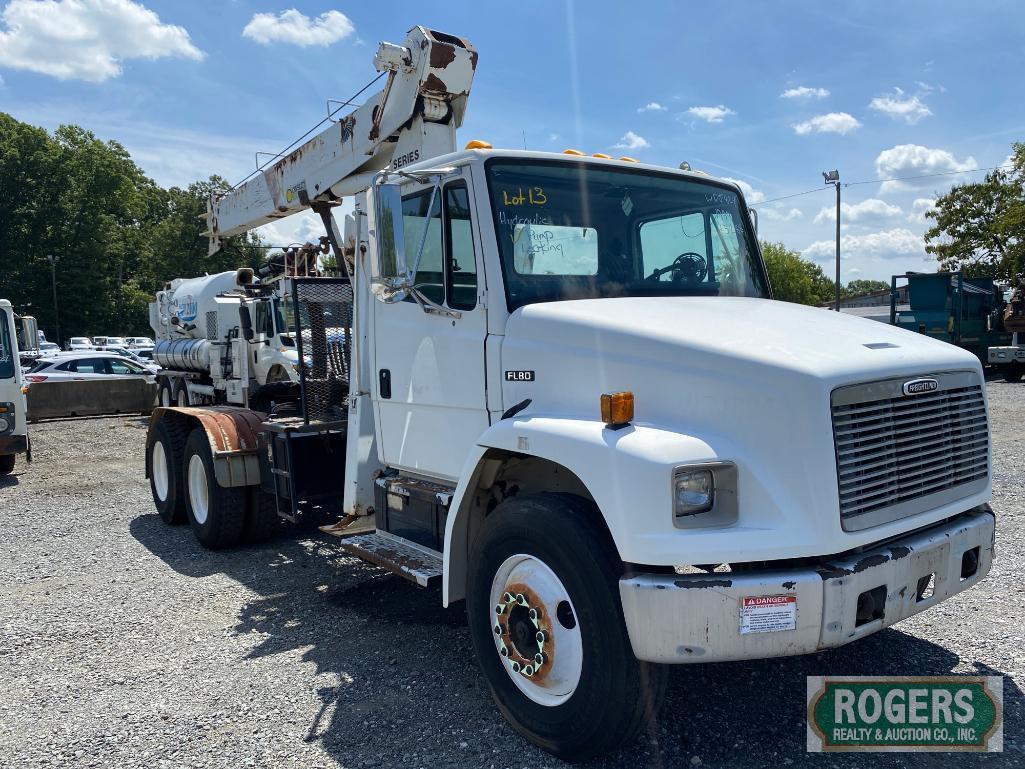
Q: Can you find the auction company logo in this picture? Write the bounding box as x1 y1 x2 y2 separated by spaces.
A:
807 677 1002 752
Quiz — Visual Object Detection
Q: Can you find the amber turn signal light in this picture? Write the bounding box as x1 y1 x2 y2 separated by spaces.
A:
600 391 634 429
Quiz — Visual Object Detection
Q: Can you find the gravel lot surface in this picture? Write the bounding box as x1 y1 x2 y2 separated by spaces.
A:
1 381 1022 768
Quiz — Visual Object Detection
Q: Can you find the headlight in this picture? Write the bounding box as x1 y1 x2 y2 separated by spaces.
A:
674 469 714 516
0 416 10 433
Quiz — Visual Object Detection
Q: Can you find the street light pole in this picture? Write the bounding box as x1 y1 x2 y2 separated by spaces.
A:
822 170 841 311
46 254 60 345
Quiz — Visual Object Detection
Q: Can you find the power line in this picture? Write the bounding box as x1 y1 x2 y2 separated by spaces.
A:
759 163 1015 206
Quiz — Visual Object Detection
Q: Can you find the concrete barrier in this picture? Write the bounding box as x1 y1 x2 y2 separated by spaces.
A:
27 378 157 421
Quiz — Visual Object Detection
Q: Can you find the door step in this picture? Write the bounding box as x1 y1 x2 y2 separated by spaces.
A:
338 532 443 587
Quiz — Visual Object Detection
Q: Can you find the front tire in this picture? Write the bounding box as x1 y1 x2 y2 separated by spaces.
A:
1003 363 1023 383
0 454 15 475
182 428 246 549
466 493 666 761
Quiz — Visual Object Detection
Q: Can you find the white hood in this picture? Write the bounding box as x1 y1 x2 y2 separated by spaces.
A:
498 296 985 556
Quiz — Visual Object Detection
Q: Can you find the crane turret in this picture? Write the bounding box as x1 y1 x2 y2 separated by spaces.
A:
204 25 477 255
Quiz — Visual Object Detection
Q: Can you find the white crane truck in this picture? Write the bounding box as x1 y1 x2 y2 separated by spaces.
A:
144 25 997 760
0 299 31 474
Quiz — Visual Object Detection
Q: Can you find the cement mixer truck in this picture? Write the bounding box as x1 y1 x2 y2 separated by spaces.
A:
149 268 302 409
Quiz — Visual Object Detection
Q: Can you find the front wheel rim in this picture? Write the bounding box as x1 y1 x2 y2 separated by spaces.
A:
151 441 169 501
187 454 209 524
489 554 583 707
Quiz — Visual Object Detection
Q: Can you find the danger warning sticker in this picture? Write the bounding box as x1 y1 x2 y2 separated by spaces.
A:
741 594 797 634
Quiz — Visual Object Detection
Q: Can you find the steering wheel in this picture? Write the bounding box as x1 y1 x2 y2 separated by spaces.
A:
647 252 707 283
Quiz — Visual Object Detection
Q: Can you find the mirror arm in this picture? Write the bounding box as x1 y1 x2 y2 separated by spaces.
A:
408 286 462 320
406 183 441 282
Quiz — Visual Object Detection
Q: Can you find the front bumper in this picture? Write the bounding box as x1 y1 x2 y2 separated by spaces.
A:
619 507 994 664
0 433 28 456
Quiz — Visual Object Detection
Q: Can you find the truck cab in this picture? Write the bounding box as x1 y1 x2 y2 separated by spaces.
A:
0 299 30 475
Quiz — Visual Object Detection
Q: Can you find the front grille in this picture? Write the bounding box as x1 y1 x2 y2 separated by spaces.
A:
831 371 989 531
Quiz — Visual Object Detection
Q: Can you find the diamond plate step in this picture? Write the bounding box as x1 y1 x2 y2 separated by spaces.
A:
338 532 443 587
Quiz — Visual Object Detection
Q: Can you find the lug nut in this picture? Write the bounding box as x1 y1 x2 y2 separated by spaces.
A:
535 630 546 643
534 652 545 666
493 624 502 636
503 592 515 603
523 665 534 677
511 661 521 673
495 604 505 615
528 607 541 622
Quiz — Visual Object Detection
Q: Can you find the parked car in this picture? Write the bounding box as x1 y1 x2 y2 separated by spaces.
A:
125 336 155 349
38 342 60 356
104 347 160 373
67 337 94 351
25 352 156 383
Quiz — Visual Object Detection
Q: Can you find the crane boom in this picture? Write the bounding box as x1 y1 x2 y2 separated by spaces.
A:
205 26 476 255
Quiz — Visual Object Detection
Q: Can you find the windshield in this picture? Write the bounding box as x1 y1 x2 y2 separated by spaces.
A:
0 312 14 380
486 159 768 310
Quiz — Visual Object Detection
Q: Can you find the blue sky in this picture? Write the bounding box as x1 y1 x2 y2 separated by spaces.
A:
2 0 1023 283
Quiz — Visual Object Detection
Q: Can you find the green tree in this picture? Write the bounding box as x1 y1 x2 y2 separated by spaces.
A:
0 113 267 342
924 142 1025 279
843 279 889 297
761 241 836 305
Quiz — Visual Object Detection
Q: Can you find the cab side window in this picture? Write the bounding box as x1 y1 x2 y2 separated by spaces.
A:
445 183 478 310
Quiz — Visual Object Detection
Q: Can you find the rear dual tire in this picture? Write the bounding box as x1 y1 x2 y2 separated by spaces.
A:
0 454 15 475
183 428 246 549
150 421 274 547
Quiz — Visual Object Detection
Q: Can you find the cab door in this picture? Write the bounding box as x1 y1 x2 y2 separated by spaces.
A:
372 178 488 481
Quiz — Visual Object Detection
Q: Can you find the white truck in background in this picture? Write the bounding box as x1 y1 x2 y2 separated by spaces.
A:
148 267 306 409
0 299 31 474
144 25 996 760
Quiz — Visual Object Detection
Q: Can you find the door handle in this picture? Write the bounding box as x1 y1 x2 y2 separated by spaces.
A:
379 369 391 399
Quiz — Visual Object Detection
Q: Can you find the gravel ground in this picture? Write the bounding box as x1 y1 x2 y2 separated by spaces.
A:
0 382 1022 769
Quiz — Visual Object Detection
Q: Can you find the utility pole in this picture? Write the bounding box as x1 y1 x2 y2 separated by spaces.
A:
46 254 60 345
822 170 841 311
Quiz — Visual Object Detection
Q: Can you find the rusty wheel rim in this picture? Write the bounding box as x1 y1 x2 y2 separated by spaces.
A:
489 554 582 706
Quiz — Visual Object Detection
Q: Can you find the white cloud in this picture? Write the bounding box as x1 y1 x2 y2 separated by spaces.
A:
874 144 977 193
780 86 829 100
548 132 560 142
868 87 932 124
803 228 924 260
242 9 354 47
759 206 803 221
687 105 735 123
637 102 667 113
814 198 903 224
906 197 936 223
0 0 203 82
613 131 649 150
792 112 861 135
720 177 765 204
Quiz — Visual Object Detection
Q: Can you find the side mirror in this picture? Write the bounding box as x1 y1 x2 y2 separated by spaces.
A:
373 182 410 303
239 305 255 341
749 209 758 236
